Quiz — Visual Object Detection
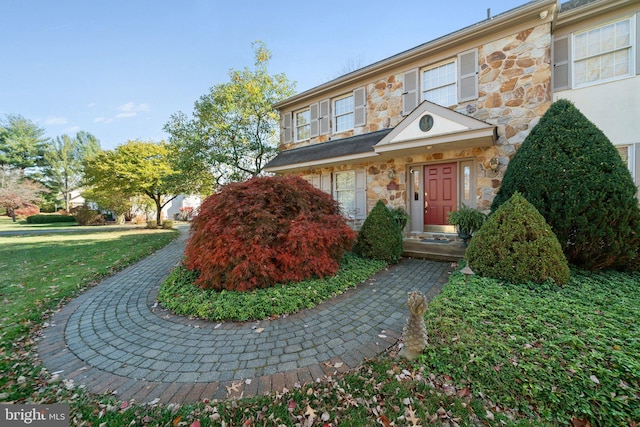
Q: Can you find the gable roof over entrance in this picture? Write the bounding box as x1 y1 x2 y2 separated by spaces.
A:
374 101 497 156
265 101 496 173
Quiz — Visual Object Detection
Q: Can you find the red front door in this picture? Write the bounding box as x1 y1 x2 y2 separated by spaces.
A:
424 163 457 226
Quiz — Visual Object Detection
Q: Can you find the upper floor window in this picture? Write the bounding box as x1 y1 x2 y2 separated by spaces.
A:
422 61 457 107
573 17 634 87
404 50 476 114
295 109 310 141
334 94 355 132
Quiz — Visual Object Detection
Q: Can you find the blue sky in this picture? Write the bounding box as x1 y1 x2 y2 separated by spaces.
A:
1 0 527 150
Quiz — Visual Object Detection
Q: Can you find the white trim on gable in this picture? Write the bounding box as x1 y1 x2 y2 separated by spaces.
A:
374 101 496 155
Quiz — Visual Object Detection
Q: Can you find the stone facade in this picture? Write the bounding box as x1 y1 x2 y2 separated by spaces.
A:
286 21 552 215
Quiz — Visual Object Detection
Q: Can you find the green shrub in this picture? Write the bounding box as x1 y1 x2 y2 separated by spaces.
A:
25 214 76 224
447 205 485 234
162 220 174 229
389 206 409 232
492 99 640 270
74 206 105 226
467 192 570 285
146 220 158 229
159 253 386 321
354 200 403 263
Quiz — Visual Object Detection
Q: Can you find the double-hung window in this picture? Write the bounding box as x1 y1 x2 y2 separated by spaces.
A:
334 171 356 217
334 95 355 132
422 61 457 107
295 109 310 141
574 17 634 86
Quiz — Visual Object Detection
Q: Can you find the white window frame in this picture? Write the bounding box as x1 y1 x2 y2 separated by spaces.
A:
294 109 311 141
333 94 355 133
421 59 457 107
572 16 636 88
334 170 356 217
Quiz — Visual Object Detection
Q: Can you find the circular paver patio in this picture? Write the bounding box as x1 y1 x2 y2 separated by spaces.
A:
37 226 452 404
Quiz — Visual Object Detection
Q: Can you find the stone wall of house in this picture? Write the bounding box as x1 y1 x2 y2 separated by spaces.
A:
283 21 553 212
357 21 553 210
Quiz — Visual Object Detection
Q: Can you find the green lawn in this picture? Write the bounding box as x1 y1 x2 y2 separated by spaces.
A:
1 225 638 426
0 227 179 402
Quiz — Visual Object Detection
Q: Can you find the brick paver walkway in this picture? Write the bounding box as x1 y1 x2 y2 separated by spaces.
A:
37 226 452 404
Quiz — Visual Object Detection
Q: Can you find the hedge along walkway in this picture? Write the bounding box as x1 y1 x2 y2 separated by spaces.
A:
37 226 452 404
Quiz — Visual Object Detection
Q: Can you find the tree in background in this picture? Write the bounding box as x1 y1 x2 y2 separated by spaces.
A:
84 140 190 225
491 99 640 270
44 131 100 211
0 166 48 221
0 114 49 174
82 187 133 224
164 41 296 192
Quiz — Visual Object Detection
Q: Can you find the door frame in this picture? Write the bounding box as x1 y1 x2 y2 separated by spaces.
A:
408 158 476 234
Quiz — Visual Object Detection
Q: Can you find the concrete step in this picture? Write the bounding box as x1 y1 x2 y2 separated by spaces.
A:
402 237 466 262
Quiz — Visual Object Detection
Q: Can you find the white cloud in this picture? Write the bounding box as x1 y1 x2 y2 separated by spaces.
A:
115 112 137 119
88 102 96 108
44 116 68 125
93 102 150 125
118 102 150 113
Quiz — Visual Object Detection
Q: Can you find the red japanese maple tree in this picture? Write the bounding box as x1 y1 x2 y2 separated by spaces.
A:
184 175 357 291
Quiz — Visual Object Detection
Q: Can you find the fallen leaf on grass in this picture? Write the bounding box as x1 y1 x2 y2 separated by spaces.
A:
406 406 422 426
457 387 471 397
305 404 316 418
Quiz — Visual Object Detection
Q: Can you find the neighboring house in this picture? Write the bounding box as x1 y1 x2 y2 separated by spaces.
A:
265 0 639 236
552 0 640 182
61 189 89 210
164 194 202 220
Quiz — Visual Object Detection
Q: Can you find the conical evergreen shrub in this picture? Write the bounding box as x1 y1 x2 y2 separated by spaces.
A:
468 192 570 285
354 200 403 263
491 99 640 270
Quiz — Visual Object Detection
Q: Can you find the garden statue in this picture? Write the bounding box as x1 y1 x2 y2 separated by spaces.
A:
399 291 429 360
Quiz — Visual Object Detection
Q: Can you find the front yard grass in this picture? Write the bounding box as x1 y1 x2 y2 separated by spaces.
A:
0 228 179 402
421 268 640 425
1 225 638 426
